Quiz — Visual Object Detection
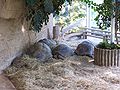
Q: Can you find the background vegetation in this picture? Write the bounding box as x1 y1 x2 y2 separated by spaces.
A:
25 0 120 37
25 0 72 32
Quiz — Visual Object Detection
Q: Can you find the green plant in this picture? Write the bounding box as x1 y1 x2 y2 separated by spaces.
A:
25 0 72 32
25 0 120 44
81 0 113 30
97 41 120 49
83 0 120 44
55 0 86 28
25 0 103 32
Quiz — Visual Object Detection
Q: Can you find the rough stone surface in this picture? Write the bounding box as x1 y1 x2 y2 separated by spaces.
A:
0 18 50 70
75 41 94 58
52 44 74 59
0 0 53 70
39 38 57 50
0 0 53 71
0 0 25 19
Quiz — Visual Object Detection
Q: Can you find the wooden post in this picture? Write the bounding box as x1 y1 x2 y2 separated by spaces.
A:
94 48 120 67
53 25 60 40
85 32 87 39
83 31 87 39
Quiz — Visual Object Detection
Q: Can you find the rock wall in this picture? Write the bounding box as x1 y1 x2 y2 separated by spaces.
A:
0 0 53 71
0 0 25 19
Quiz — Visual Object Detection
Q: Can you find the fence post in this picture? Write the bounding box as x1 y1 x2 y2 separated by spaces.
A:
53 25 60 40
103 35 108 42
83 32 85 39
85 32 87 39
83 31 87 39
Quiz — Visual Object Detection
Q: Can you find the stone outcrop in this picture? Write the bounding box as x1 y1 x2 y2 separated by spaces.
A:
0 0 25 19
0 0 53 70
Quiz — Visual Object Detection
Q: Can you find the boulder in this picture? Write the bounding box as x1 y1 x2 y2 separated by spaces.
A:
75 41 94 58
52 44 74 59
27 42 52 62
39 38 57 50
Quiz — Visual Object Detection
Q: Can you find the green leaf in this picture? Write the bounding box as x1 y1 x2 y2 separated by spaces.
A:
26 0 36 6
44 0 54 13
66 0 72 4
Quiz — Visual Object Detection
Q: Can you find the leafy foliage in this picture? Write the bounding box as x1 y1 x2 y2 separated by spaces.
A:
81 0 111 29
25 0 72 32
93 0 113 29
54 0 112 30
25 0 120 33
97 41 120 49
55 0 86 29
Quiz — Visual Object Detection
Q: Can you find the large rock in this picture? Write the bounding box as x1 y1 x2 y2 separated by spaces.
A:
75 41 94 58
27 42 52 62
39 38 57 50
52 44 74 59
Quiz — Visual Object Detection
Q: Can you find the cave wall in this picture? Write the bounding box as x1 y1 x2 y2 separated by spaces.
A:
0 0 53 71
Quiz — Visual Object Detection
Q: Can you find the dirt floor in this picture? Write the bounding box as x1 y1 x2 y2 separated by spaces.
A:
3 40 120 90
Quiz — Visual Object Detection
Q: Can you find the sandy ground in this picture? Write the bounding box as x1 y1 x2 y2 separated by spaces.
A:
3 40 120 90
